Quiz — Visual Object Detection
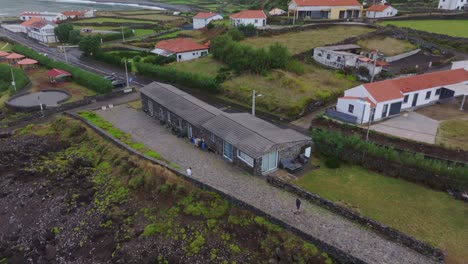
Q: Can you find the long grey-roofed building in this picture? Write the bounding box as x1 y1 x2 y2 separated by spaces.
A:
140 82 312 176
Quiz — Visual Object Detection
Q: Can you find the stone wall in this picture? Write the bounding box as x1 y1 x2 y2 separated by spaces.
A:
385 49 421 62
266 175 445 263
65 112 368 264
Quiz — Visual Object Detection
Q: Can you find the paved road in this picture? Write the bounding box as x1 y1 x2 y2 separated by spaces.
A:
371 112 440 144
96 104 438 264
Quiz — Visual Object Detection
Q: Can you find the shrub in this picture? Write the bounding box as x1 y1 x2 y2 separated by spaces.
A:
12 44 112 94
188 234 205 254
237 24 257 37
142 224 161 236
324 156 341 169
95 52 127 68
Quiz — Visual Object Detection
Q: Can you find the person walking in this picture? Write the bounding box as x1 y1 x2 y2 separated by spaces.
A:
295 198 301 214
186 167 192 176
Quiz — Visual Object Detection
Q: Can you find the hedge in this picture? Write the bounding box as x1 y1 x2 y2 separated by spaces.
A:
12 44 112 94
100 27 134 42
312 129 468 190
95 52 129 69
135 62 218 93
0 64 30 92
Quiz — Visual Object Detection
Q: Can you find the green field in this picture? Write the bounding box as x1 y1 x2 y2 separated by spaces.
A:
437 119 468 151
73 17 156 24
380 20 468 38
242 26 374 54
221 63 359 117
357 36 417 56
293 159 468 264
166 55 224 78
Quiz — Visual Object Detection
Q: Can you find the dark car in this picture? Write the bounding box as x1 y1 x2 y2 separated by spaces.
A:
104 75 116 81
112 80 127 88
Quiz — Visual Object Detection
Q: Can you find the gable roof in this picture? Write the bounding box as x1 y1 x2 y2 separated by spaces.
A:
230 10 267 19
141 82 310 158
363 69 468 102
20 17 43 27
28 20 55 29
140 82 222 126
367 4 391 11
291 0 362 7
339 96 376 107
193 12 221 19
155 38 208 53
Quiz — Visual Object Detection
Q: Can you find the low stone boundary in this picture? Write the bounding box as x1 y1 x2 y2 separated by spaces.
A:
64 112 366 264
5 89 72 112
385 49 421 62
266 175 445 263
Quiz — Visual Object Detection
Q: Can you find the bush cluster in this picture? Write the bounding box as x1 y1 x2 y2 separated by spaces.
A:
0 64 30 92
210 34 292 74
95 52 131 69
12 44 112 94
312 129 468 189
99 27 135 42
135 62 218 93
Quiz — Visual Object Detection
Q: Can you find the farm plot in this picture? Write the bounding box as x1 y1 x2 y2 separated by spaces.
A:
380 20 468 38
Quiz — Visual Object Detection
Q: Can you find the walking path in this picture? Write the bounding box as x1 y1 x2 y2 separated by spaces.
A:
96 104 437 264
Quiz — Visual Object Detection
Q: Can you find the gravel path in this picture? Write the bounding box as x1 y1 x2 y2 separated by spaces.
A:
96 104 438 264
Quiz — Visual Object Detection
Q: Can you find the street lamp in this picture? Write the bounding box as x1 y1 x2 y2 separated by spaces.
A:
9 62 17 92
121 25 125 42
252 90 262 116
62 45 69 63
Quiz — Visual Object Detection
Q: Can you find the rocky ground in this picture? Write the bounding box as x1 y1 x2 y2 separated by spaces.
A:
0 118 329 264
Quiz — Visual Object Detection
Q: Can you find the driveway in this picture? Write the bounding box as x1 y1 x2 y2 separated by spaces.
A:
95 104 436 264
370 112 440 144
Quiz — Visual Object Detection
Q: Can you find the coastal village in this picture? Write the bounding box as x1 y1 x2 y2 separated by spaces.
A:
0 0 467 263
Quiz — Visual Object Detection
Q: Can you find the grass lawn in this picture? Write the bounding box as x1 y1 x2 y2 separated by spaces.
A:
73 25 119 31
73 17 155 24
242 26 374 54
357 36 417 56
379 20 468 38
221 63 359 117
133 29 156 36
293 158 468 264
0 41 11 52
437 119 468 151
166 55 224 78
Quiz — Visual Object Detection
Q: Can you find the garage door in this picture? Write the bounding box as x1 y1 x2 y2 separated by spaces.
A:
389 102 402 116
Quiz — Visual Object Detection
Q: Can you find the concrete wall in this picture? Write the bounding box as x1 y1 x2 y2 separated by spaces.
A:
193 15 223 29
385 49 420 63
176 49 209 62
231 18 266 28
336 97 372 124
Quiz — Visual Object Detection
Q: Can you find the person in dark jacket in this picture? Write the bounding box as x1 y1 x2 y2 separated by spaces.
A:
295 198 301 214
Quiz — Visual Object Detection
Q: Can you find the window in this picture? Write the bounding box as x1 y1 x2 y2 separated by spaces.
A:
210 133 215 142
193 53 195 55
255 19 258 23
348 104 354 113
237 150 254 167
435 88 441 95
382 104 389 118
425 91 431 99
327 54 331 60
337 57 341 62
223 141 234 161
318 53 322 57
403 95 409 103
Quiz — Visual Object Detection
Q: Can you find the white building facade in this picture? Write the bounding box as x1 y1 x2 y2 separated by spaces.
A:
19 12 66 23
193 13 223 29
27 23 58 43
230 10 267 28
288 0 362 19
151 38 209 62
438 0 467 10
336 69 468 123
366 5 398 18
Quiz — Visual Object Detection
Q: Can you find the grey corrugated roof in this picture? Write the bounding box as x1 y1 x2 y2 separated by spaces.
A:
202 113 310 158
320 44 361 51
140 82 221 126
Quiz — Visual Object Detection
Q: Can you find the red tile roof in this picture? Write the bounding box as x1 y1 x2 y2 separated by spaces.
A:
340 96 376 107
17 58 38 65
20 17 43 27
47 68 72 78
5 53 25 60
230 10 267 19
364 69 468 102
0 51 10 57
367 4 391 11
155 38 208 53
291 0 362 7
193 12 220 19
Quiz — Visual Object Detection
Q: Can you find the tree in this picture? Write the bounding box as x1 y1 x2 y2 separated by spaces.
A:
68 29 81 45
79 36 101 57
54 23 74 43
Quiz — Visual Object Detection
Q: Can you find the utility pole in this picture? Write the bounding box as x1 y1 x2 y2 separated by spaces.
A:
121 25 125 42
370 50 378 83
366 107 375 141
252 90 256 116
38 96 44 117
460 94 466 111
124 60 129 88
63 46 68 63
9 62 17 92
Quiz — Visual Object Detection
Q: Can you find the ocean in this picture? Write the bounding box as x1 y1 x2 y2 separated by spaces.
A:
0 0 165 17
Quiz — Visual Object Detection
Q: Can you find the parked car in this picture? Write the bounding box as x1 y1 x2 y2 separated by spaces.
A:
112 80 127 88
104 75 116 81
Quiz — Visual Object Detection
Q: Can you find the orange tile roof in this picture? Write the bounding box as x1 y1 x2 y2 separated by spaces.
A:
193 12 220 19
155 38 208 53
340 96 376 107
367 4 391 11
291 0 362 7
230 10 267 19
364 69 468 102
20 17 43 27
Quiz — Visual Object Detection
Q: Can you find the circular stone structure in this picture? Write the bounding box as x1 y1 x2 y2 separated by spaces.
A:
8 90 70 108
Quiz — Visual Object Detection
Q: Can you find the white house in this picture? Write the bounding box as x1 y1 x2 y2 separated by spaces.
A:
192 12 223 29
21 18 58 44
151 38 209 62
288 0 362 20
366 4 398 18
229 10 267 28
336 69 468 123
61 10 95 19
19 11 66 23
438 0 467 10
452 60 468 71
